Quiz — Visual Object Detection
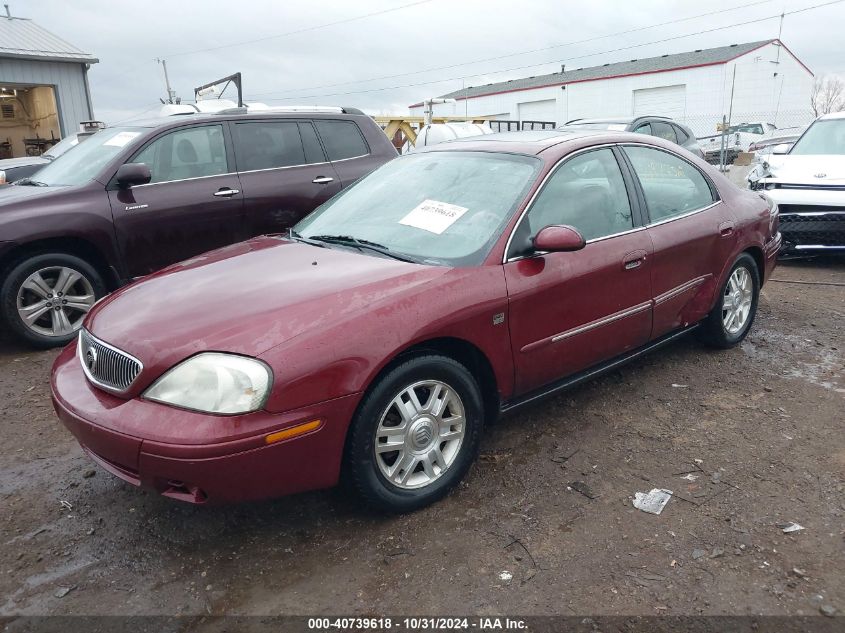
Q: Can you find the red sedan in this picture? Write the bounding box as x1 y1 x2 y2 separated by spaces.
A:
51 131 781 512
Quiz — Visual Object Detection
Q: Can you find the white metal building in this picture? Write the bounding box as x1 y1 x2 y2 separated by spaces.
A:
409 40 814 137
0 7 97 158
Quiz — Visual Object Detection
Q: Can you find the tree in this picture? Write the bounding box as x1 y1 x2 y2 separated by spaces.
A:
811 75 845 117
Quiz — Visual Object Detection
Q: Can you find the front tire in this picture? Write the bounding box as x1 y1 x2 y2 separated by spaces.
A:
344 354 484 513
698 253 759 349
1 253 105 349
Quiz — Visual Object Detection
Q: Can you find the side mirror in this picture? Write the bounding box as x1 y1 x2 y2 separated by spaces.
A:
115 163 151 188
771 143 791 155
533 225 586 253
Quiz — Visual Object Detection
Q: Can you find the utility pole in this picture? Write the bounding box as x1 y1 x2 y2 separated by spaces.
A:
156 58 177 104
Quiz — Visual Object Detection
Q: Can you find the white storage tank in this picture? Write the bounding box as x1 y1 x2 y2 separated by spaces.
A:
411 122 493 151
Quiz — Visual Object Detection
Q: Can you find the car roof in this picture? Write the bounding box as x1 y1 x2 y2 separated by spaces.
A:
416 129 682 157
416 130 607 155
567 115 673 125
116 110 367 130
820 111 845 121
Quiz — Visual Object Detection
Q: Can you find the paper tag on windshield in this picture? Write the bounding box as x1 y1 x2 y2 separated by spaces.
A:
104 131 141 148
399 199 469 234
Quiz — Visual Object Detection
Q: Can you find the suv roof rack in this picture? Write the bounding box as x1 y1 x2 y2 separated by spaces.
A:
211 105 366 116
213 103 364 114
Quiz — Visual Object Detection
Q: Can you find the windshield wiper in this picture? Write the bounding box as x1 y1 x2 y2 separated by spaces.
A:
15 178 48 187
307 234 419 263
287 228 327 248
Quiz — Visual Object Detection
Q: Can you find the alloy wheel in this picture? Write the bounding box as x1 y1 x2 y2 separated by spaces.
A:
374 380 465 490
16 266 96 338
722 266 753 335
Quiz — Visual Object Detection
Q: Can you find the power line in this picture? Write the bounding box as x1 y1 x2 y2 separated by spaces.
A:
246 0 845 103
248 0 774 98
109 103 162 125
164 0 438 58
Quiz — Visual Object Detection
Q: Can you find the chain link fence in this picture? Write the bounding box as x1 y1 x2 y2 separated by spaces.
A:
677 109 815 168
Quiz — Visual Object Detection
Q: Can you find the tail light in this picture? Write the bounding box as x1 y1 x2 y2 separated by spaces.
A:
0 170 6 185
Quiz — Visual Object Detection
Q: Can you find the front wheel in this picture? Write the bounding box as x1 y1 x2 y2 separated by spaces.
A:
1 253 106 349
698 253 760 349
344 354 484 513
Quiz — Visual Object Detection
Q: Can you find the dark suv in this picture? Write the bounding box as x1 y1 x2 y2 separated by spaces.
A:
559 116 704 158
0 107 397 347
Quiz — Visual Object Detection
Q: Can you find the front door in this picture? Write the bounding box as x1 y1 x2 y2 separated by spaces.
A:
622 145 735 337
230 120 342 237
504 147 653 394
108 123 244 278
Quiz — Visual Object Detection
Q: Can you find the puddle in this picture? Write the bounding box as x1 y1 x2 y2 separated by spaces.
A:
742 328 844 394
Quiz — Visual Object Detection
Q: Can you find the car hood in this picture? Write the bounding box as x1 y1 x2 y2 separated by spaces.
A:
0 156 48 170
85 236 450 374
0 182 64 202
760 155 845 185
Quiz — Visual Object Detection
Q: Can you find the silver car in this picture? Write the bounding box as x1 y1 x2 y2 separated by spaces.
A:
559 116 704 158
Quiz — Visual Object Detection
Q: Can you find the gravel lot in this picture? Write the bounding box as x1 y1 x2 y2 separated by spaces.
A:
1 258 843 618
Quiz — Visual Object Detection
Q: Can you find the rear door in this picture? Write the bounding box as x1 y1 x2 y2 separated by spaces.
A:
108 123 245 277
621 144 735 338
231 119 341 237
314 119 380 187
504 146 653 394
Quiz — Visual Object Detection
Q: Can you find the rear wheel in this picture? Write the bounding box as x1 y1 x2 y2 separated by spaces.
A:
344 354 484 513
698 253 759 349
1 253 105 349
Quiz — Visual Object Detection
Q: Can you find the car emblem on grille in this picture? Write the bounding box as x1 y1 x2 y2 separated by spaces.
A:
814 172 827 178
85 346 98 373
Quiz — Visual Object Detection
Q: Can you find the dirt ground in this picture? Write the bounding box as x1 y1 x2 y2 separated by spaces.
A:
0 258 843 619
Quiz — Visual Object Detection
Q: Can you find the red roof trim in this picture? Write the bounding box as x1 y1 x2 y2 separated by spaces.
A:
408 39 812 109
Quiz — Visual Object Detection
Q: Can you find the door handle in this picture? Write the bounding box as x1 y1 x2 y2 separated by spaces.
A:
719 221 735 237
213 188 240 198
623 250 648 271
312 176 334 184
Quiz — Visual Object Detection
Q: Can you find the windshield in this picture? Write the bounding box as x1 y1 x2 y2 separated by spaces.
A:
728 123 765 134
790 119 845 156
26 127 144 186
295 151 541 266
43 134 80 159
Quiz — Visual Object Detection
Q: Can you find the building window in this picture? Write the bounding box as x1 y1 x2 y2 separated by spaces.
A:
0 104 14 119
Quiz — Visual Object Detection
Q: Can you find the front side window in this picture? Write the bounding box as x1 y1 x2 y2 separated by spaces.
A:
232 121 312 171
314 120 369 161
521 148 634 242
625 146 715 222
633 123 652 135
133 125 227 184
295 151 540 266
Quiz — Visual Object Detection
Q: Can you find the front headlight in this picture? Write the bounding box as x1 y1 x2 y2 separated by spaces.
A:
144 353 272 415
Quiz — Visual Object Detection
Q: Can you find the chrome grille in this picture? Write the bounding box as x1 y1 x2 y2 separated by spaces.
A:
78 329 143 393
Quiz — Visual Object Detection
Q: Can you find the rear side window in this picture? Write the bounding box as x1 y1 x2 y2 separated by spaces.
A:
650 121 678 143
673 124 690 143
315 120 369 161
624 146 715 222
299 122 326 163
232 121 311 171
633 122 652 135
133 125 228 184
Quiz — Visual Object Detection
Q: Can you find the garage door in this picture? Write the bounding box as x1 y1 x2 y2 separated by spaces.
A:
632 85 686 119
517 99 556 124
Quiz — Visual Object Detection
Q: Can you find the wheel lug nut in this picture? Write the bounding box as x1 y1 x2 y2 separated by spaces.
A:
62 300 67 305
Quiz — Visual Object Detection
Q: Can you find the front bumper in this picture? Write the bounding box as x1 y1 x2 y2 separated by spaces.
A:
51 342 361 504
766 188 845 252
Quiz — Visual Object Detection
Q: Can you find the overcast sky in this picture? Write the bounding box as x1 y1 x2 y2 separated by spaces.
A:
19 0 845 124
